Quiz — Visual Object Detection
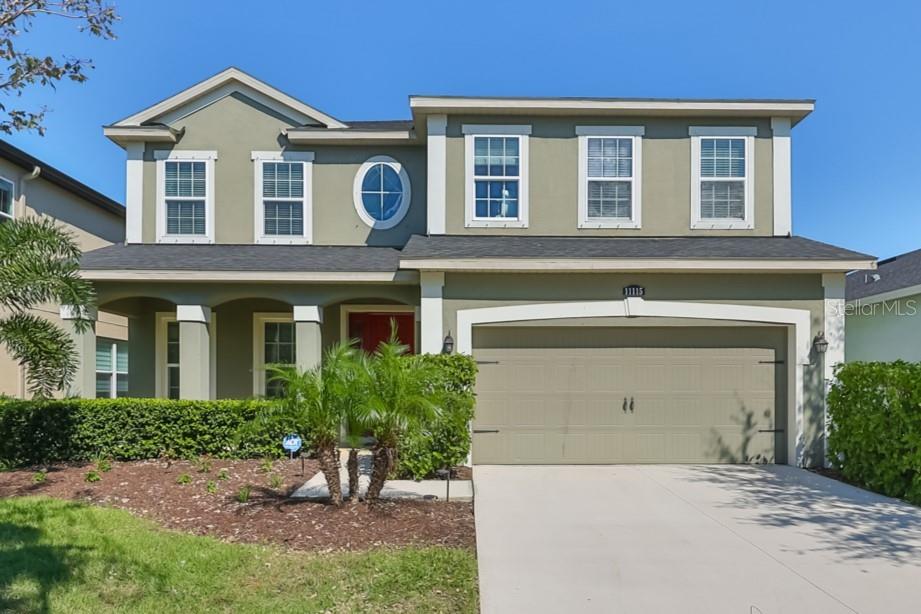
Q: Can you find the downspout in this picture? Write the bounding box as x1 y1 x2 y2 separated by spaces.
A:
17 165 41 218
15 165 41 397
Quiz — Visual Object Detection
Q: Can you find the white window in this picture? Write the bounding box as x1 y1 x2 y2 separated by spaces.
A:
463 125 530 228
252 151 314 244
576 126 644 228
0 176 14 222
690 127 756 229
252 313 296 397
95 338 128 398
352 155 411 230
155 150 217 243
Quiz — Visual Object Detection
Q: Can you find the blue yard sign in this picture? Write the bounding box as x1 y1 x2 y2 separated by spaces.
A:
282 434 302 454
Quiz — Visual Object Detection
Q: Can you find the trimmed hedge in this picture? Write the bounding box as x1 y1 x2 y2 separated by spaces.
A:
827 361 921 505
0 398 297 467
395 354 478 480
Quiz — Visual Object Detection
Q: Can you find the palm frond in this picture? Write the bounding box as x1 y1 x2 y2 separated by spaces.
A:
0 311 77 397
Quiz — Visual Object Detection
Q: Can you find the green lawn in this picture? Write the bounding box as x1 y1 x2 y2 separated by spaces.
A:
0 497 478 613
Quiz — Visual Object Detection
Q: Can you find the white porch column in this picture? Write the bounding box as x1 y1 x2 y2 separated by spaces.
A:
420 271 445 354
177 305 213 400
60 305 97 398
294 305 323 371
125 142 144 244
822 273 846 465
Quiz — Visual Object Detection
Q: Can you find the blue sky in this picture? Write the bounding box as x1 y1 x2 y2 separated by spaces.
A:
4 0 919 259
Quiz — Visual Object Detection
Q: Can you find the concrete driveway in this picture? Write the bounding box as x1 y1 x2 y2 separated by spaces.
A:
474 465 921 614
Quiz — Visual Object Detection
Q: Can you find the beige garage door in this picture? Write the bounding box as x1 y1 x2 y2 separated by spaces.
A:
472 327 785 464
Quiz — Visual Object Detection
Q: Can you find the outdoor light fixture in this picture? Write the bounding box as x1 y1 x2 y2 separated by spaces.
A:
441 331 455 354
813 332 829 355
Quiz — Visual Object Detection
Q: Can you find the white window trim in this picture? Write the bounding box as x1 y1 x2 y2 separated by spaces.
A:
95 338 127 399
0 174 15 221
155 312 216 399
252 312 294 397
576 126 644 229
352 155 412 230
154 150 218 244
251 151 314 245
463 125 531 228
689 127 756 230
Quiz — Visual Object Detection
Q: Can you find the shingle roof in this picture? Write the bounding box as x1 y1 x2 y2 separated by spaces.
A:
81 244 401 272
400 235 874 261
847 248 921 301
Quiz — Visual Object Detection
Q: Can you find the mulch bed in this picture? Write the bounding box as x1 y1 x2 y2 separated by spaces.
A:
0 458 475 552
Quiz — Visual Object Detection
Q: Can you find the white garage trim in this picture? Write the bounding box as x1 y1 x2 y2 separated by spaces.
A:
456 298 813 466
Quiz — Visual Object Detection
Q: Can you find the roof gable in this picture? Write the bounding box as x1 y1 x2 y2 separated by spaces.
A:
111 67 346 129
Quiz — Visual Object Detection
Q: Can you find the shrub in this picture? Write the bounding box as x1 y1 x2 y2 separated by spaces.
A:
175 473 192 485
268 473 283 489
217 468 230 481
0 398 298 468
96 458 112 473
394 354 477 480
84 470 100 483
827 361 921 505
206 480 218 494
236 485 252 503
32 470 46 483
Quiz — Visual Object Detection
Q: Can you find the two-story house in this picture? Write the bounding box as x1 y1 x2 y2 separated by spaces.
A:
0 139 127 399
79 68 873 467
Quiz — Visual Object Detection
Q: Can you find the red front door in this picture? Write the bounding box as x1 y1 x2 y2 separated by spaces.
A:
347 312 415 354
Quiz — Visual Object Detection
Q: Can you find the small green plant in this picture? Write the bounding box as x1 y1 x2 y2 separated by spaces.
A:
217 468 230 481
236 485 252 503
175 473 192 485
96 458 112 473
32 470 47 483
84 470 100 483
206 480 217 494
258 458 273 473
194 457 213 473
268 473 283 489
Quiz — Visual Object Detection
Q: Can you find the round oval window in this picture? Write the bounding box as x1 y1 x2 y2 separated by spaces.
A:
353 156 411 230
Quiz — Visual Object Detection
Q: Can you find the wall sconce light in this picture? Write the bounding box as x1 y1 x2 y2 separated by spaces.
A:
813 332 829 355
441 331 455 354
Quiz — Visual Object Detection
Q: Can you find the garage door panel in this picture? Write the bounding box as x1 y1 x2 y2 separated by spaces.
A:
472 327 783 464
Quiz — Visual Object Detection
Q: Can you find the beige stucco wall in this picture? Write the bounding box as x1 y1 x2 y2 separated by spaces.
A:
142 93 426 246
846 294 921 362
0 157 127 397
443 116 774 236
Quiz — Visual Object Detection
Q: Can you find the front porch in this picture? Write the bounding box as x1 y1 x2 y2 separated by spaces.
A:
66 280 428 400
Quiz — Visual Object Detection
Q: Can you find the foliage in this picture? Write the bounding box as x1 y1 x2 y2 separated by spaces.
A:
395 354 477 480
83 470 99 483
258 458 273 474
31 470 46 483
827 361 921 505
236 485 251 503
205 480 217 494
94 457 111 472
0 398 297 468
175 473 191 485
194 457 213 473
217 468 229 481
0 496 479 613
0 217 96 397
268 473 283 490
0 0 118 134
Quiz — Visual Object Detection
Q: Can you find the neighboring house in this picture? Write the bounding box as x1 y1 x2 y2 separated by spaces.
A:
0 139 127 398
78 67 874 467
845 248 921 362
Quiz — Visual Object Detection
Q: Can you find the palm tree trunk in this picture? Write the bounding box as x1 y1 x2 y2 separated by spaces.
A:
316 444 342 506
365 446 394 503
347 447 360 502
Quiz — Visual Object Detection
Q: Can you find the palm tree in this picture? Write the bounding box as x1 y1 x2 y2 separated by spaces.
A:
261 343 362 506
361 333 441 502
0 217 96 397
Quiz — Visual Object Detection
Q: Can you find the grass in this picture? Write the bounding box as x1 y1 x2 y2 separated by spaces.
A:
0 497 478 613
